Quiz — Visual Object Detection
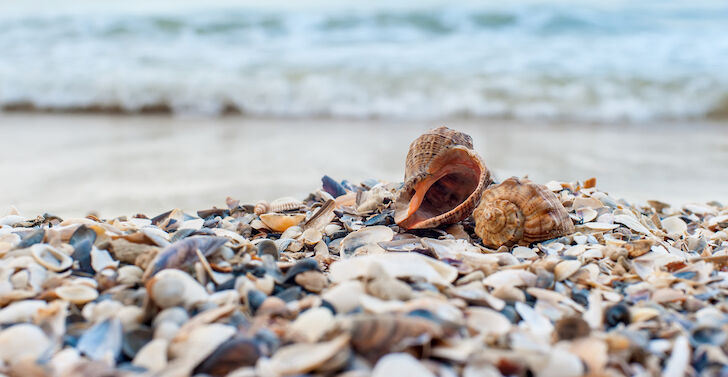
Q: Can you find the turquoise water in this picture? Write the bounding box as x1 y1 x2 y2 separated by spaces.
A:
1 0 727 122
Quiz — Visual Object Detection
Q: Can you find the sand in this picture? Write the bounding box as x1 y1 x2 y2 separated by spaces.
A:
1 113 727 218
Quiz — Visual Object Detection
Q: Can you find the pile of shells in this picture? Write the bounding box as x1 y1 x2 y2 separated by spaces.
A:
1 129 727 377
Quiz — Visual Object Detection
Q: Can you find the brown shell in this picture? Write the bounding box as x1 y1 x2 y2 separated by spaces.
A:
394 126 491 229
345 314 443 362
473 177 575 248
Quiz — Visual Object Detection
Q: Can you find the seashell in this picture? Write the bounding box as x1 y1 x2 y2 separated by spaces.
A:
345 314 442 362
0 324 52 364
143 236 227 281
572 197 603 210
132 338 169 373
583 222 619 231
193 337 261 377
77 317 123 361
339 225 394 257
321 280 365 314
372 353 436 377
357 185 395 214
268 334 350 376
169 323 236 371
259 213 306 233
117 265 144 285
301 228 323 245
253 201 270 216
330 252 458 287
90 248 119 272
465 307 512 337
554 260 582 281
289 307 334 343
614 214 652 235
554 316 590 341
31 244 73 272
662 216 687 235
663 336 689 377
16 228 45 249
0 300 48 324
394 127 491 229
147 269 209 309
56 284 99 305
294 270 328 293
303 199 336 231
575 207 598 223
256 239 279 260
122 326 153 360
473 177 575 248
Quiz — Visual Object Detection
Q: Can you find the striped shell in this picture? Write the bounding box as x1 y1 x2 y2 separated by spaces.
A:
394 127 491 229
473 177 575 248
254 197 304 215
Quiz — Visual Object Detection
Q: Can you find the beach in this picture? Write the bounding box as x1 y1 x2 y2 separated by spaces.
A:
1 113 727 218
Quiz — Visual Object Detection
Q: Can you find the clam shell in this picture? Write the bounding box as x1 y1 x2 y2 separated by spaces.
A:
394 127 491 229
31 244 72 272
0 324 52 364
268 334 350 376
554 260 582 281
473 177 575 248
345 314 442 362
56 284 99 305
662 216 688 235
259 213 306 233
339 225 394 257
372 353 436 377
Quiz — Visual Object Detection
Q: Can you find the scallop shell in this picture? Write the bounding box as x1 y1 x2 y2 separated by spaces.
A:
394 126 492 229
473 177 575 248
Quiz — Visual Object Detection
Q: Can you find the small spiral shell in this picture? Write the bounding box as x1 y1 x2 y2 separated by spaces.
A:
254 201 270 215
474 177 574 248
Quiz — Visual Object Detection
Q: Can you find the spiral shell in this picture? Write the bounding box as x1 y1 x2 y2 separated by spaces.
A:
473 177 575 248
394 127 491 229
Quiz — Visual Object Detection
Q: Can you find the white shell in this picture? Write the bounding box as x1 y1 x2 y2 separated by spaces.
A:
91 248 120 272
330 253 458 286
56 284 99 305
0 324 52 363
661 216 687 235
31 244 72 272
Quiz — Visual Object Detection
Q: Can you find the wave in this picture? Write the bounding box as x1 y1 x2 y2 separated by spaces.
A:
1 0 727 122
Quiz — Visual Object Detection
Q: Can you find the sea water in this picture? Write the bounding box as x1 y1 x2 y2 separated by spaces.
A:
1 0 727 122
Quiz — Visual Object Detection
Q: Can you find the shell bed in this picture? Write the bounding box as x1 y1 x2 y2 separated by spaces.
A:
0 175 727 377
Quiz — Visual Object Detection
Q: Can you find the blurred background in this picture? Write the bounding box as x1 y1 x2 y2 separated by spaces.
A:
1 0 727 217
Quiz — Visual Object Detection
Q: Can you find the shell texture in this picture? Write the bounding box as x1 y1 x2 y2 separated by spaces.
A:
473 177 575 248
394 126 491 229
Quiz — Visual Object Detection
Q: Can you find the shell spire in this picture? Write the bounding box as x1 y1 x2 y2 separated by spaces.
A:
473 177 575 248
394 126 492 229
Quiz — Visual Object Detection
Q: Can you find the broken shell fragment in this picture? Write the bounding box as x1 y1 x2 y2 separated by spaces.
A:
31 244 73 272
394 126 492 229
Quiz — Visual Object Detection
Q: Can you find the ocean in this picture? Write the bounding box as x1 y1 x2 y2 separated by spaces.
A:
1 0 727 122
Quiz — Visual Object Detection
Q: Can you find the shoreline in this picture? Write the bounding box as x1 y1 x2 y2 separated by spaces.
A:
2 112 727 218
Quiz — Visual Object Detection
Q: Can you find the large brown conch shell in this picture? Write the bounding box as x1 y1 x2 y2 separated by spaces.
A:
394 127 491 229
473 177 575 248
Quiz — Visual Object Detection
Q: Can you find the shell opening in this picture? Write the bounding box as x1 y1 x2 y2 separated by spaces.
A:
396 153 482 229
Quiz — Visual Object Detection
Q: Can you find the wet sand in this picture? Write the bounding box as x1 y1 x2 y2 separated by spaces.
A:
1 113 727 218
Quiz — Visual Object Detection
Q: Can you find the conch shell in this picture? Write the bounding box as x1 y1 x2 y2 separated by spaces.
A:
394 126 491 229
474 177 574 248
